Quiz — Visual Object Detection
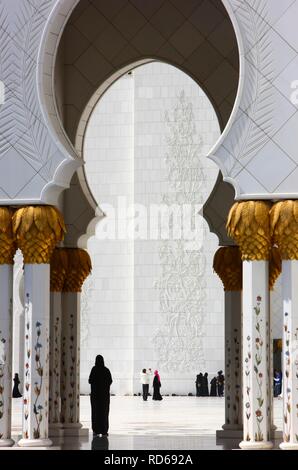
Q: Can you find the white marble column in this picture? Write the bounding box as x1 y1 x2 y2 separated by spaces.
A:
60 248 91 436
0 265 14 447
213 246 243 439
18 264 52 447
279 260 298 449
49 292 62 434
60 292 83 435
222 290 242 432
12 205 65 447
239 261 273 449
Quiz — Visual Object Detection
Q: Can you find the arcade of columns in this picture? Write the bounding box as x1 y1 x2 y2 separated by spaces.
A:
0 205 91 447
0 200 298 449
214 200 298 450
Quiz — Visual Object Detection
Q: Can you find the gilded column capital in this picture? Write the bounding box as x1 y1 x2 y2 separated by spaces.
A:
0 207 16 264
270 200 298 260
50 248 68 292
213 246 242 291
12 206 66 264
226 201 271 261
269 246 281 291
63 248 92 293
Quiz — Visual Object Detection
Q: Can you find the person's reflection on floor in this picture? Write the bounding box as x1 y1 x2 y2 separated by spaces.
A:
91 435 109 450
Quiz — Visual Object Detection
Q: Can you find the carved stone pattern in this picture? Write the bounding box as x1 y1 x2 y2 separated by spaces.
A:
153 91 207 372
224 0 274 177
0 0 63 196
80 275 93 349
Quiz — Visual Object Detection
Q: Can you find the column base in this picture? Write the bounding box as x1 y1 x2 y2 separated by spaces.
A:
18 438 53 447
239 440 274 450
280 442 298 450
0 438 15 447
61 423 89 437
49 423 64 438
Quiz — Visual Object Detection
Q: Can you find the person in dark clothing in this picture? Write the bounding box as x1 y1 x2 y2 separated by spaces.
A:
195 374 200 397
217 370 225 397
273 369 282 397
210 376 217 396
152 370 163 400
12 373 22 398
195 373 203 396
89 355 112 436
202 372 209 396
91 435 109 450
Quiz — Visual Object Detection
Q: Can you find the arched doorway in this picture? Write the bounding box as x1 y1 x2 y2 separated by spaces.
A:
80 61 223 397
51 0 241 445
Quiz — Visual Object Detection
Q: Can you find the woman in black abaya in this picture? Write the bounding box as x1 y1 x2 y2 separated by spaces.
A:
89 355 113 436
210 376 217 396
152 370 163 400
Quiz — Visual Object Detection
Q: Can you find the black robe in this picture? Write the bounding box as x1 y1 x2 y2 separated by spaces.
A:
89 356 112 435
196 374 203 396
12 376 22 398
202 374 209 396
210 377 217 396
217 373 224 397
152 376 162 400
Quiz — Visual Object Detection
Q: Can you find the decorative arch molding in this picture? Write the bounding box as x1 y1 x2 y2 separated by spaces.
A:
37 0 298 204
37 0 240 206
0 1 294 206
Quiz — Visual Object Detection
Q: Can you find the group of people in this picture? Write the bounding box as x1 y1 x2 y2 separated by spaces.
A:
140 368 162 401
88 356 164 438
195 371 225 397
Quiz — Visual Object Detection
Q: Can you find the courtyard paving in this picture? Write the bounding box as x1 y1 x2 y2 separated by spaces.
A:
9 396 283 450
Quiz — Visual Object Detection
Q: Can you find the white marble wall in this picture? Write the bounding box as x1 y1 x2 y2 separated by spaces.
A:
81 75 135 395
81 63 222 395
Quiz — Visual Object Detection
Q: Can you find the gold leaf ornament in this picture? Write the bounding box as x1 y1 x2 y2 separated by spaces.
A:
226 201 271 261
12 206 66 264
50 248 69 292
269 246 281 290
213 246 242 291
0 207 16 264
270 201 298 260
63 248 92 292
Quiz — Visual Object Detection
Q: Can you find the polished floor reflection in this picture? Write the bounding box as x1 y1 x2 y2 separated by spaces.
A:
10 396 283 450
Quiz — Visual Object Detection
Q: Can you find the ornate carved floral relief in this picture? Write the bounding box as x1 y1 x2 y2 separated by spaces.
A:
81 275 93 349
153 91 207 372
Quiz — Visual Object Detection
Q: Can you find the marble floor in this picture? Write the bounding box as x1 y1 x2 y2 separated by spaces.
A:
8 396 283 450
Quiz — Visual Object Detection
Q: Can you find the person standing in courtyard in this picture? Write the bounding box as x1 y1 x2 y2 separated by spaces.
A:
217 370 225 397
89 355 112 437
12 373 22 398
152 370 163 400
140 368 150 401
210 376 217 396
202 372 209 396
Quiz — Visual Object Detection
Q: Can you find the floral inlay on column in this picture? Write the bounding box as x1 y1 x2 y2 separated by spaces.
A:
233 329 241 425
69 314 75 423
0 331 6 436
244 335 252 441
283 311 291 442
61 334 66 424
23 294 30 439
254 295 264 442
50 316 60 423
226 338 231 424
33 321 43 439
